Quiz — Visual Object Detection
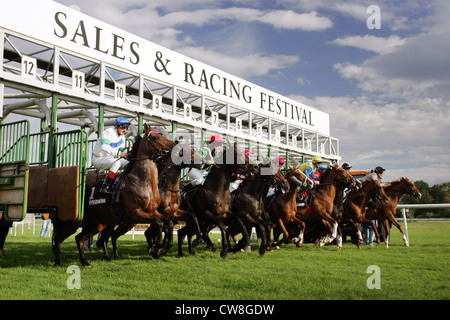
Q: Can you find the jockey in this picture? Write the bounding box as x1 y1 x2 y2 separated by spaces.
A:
187 134 224 187
313 164 328 182
360 166 385 184
230 149 254 192
342 162 352 171
298 155 323 182
360 166 386 209
266 156 285 197
276 156 285 171
92 117 131 194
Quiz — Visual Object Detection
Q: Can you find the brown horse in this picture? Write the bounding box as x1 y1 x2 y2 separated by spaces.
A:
267 167 314 249
342 179 389 248
75 124 175 266
177 143 258 259
366 177 421 247
228 160 290 255
296 164 358 247
144 143 204 249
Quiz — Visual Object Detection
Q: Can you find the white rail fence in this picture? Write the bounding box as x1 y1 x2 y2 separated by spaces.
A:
396 204 450 243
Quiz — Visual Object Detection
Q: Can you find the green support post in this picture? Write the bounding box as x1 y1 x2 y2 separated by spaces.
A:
98 105 104 134
48 93 58 168
138 114 143 136
171 122 177 142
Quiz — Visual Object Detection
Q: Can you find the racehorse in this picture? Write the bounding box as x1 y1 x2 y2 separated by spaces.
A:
365 177 421 247
296 164 358 247
228 159 290 255
144 143 204 249
342 179 389 248
177 142 258 259
267 167 314 249
75 124 175 266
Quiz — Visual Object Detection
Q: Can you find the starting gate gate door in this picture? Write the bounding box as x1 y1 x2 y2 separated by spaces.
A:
0 120 30 221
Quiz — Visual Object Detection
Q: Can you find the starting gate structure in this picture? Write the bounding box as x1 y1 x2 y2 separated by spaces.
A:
0 0 340 222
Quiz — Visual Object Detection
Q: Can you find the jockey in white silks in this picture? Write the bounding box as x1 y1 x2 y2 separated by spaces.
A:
92 117 131 194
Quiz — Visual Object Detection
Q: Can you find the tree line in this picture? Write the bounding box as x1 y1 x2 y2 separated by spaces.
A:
400 181 450 218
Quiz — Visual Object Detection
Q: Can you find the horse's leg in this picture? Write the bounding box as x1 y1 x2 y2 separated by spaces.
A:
51 218 80 266
98 224 115 261
387 214 409 247
272 218 289 249
335 224 343 250
382 219 390 248
347 220 363 248
75 226 98 267
132 210 165 256
177 225 188 256
160 217 174 252
110 223 133 259
291 217 306 247
315 220 333 247
259 219 272 252
202 228 215 252
230 215 250 253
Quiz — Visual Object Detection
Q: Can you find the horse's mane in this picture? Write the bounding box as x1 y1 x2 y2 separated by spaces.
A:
386 177 409 187
122 135 142 175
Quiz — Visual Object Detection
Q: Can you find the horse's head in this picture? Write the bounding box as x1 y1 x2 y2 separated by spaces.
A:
322 164 357 188
401 177 422 199
170 142 204 169
137 123 176 158
259 161 290 194
287 166 314 190
221 142 258 177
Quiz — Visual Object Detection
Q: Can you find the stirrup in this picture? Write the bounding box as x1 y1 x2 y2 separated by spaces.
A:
100 184 113 195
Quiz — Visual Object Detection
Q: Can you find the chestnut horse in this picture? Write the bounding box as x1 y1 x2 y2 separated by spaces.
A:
296 164 358 247
267 167 314 249
228 160 290 255
177 143 258 259
144 143 204 249
75 124 175 266
366 177 421 247
342 179 389 248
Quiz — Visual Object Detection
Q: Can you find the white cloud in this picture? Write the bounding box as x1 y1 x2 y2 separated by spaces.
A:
329 35 407 54
177 46 299 78
160 8 332 31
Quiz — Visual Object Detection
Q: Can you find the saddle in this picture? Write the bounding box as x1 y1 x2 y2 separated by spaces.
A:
87 175 124 207
180 183 200 200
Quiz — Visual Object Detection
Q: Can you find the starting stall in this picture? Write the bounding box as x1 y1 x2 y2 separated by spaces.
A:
0 0 340 223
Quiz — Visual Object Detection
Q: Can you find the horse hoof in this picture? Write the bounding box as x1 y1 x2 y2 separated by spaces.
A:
220 251 228 259
192 238 201 248
157 247 168 257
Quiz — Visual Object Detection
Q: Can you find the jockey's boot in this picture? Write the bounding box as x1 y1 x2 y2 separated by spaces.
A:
100 176 114 194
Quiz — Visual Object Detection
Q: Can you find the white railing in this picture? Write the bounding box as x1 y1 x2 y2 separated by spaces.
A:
396 203 450 243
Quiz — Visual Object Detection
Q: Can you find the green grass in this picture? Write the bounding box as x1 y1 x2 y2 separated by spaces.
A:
1 221 449 300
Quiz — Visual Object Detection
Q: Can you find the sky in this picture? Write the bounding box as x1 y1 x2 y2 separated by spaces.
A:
53 0 450 185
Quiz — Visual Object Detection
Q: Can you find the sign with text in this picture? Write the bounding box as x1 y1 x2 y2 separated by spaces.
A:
0 0 330 135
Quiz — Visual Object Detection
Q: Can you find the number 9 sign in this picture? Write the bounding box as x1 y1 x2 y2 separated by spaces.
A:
184 103 192 119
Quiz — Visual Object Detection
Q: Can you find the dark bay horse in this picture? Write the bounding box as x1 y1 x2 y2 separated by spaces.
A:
366 177 421 247
228 160 290 255
296 164 358 247
177 143 258 259
144 143 204 249
75 124 175 266
342 179 389 248
268 167 314 249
